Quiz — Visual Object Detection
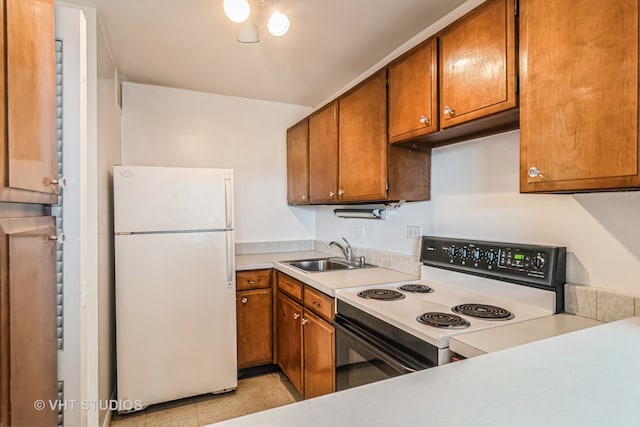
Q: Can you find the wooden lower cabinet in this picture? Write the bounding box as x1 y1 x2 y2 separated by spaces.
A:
276 273 335 398
276 292 303 393
236 288 273 369
0 215 57 427
302 310 335 398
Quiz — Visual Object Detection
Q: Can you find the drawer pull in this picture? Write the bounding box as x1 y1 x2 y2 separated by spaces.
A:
312 300 321 307
247 279 262 285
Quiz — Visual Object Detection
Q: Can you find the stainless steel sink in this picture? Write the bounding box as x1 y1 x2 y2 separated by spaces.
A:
284 257 375 272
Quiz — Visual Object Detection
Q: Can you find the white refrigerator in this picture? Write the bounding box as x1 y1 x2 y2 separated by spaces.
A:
113 165 237 408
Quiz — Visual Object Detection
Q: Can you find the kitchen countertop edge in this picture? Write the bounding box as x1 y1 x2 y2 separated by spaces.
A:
208 317 640 427
236 251 420 296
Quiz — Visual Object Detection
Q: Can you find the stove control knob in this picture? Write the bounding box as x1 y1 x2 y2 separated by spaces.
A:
533 255 546 270
459 247 469 259
486 250 497 264
472 248 482 261
448 246 456 257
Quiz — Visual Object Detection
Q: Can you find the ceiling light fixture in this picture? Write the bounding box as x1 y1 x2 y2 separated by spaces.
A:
223 0 290 42
267 11 290 36
237 20 259 43
223 0 251 23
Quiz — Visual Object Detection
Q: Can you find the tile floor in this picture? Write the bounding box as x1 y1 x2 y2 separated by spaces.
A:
110 372 302 427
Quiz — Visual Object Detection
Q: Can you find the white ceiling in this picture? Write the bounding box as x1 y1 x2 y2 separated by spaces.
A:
63 0 467 107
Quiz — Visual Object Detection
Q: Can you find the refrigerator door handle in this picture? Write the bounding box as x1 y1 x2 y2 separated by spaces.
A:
225 178 233 230
226 231 234 285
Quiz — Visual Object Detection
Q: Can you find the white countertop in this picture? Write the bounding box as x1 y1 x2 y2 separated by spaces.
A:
209 317 640 427
236 251 420 296
449 313 603 358
236 251 327 270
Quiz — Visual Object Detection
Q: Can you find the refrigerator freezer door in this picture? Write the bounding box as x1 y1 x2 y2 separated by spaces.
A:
114 166 233 233
115 231 237 406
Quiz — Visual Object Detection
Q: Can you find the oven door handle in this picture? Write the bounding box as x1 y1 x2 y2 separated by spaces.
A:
335 320 420 375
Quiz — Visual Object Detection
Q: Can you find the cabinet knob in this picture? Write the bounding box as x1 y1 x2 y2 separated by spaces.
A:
338 189 345 197
48 233 65 243
443 106 455 116
47 177 67 195
419 115 430 125
301 318 309 325
301 194 307 200
329 191 335 198
294 313 300 320
241 297 248 304
311 300 321 308
528 167 544 178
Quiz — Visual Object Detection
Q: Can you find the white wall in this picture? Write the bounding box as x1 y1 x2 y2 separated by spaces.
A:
121 82 314 242
55 6 86 427
315 130 640 295
96 13 121 427
431 131 640 294
315 202 433 256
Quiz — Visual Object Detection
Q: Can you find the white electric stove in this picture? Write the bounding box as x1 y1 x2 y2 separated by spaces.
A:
333 236 566 391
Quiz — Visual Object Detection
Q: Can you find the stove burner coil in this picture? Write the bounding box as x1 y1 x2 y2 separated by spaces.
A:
452 303 514 320
357 289 405 301
416 312 470 329
398 284 434 294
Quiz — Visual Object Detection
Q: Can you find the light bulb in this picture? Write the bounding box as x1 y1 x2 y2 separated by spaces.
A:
223 0 250 23
267 12 290 36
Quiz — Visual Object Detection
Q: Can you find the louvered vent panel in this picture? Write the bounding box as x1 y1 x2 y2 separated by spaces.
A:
54 39 64 353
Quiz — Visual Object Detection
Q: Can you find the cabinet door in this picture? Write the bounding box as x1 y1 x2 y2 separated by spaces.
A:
302 310 335 399
237 288 273 369
309 102 339 204
439 0 517 128
388 38 438 143
0 216 57 426
520 0 640 192
2 0 57 201
286 120 309 205
276 292 303 395
338 72 388 202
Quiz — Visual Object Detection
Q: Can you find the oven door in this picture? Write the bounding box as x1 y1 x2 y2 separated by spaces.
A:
334 315 434 392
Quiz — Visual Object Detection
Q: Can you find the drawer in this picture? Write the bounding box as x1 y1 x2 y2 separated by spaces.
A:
236 269 272 291
277 272 303 302
304 285 334 322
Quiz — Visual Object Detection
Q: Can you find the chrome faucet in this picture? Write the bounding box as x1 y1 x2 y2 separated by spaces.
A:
328 237 353 262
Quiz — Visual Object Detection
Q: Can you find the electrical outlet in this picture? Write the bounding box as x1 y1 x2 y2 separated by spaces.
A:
407 226 422 239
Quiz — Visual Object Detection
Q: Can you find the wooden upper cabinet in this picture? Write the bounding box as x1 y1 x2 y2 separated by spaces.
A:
438 0 517 129
520 0 640 192
338 72 388 202
388 38 438 143
1 216 57 427
309 102 339 204
1 0 57 203
286 119 309 205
